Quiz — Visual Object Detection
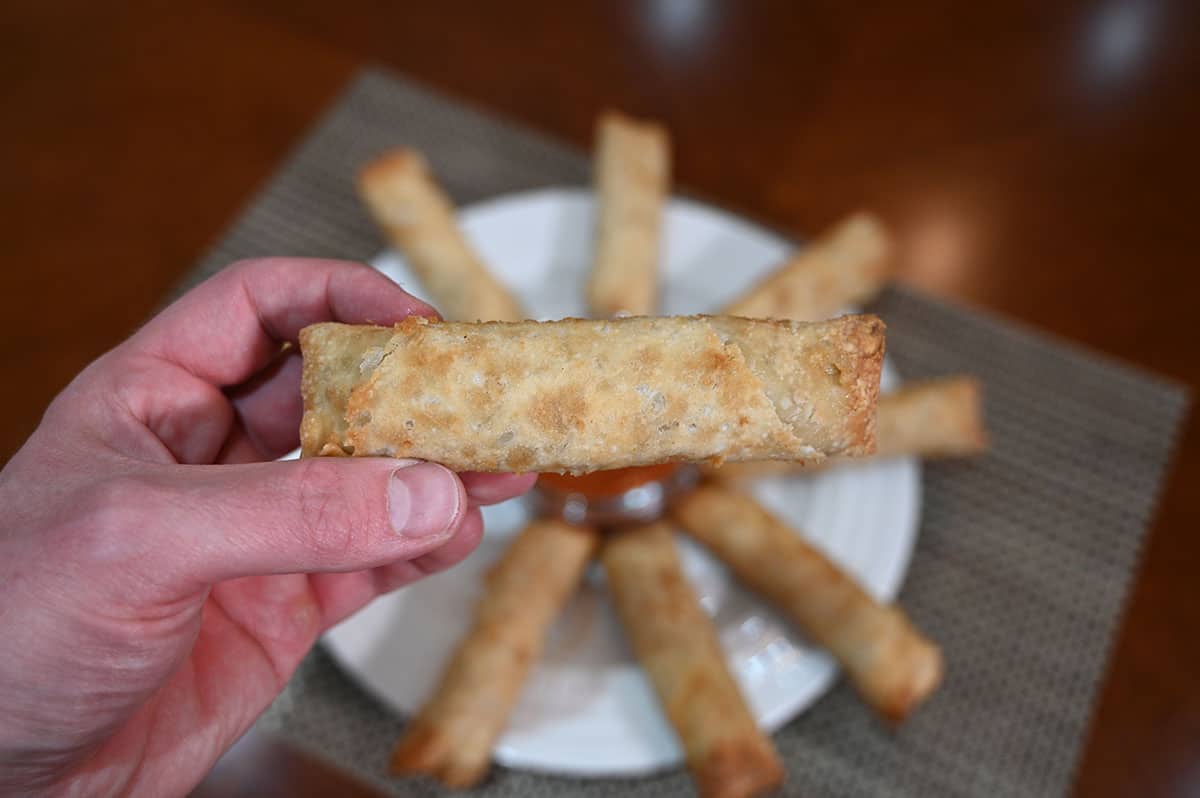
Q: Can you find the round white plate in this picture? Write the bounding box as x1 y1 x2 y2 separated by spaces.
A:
318 189 921 777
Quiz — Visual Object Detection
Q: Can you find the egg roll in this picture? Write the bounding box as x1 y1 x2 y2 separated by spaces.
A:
722 212 892 322
358 149 525 323
587 111 670 318
871 375 986 459
672 485 942 723
299 313 885 473
602 522 784 798
390 519 598 787
710 376 987 481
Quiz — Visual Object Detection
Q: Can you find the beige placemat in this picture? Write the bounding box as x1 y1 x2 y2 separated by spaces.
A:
180 69 1189 797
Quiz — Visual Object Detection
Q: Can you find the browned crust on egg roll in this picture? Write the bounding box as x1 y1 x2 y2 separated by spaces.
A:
672 485 942 723
722 212 892 322
389 519 598 787
709 375 988 481
602 522 784 798
298 314 885 472
872 376 987 460
587 111 670 318
358 149 525 323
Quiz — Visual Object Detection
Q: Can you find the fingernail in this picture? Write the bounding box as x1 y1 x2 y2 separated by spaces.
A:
388 462 462 537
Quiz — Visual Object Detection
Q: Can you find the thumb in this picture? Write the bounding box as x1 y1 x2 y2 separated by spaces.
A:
142 457 468 587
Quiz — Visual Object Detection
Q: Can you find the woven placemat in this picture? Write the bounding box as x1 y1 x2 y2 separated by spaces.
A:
183 69 1188 797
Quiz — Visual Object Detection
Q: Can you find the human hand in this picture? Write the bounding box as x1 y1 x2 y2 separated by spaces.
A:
0 258 537 796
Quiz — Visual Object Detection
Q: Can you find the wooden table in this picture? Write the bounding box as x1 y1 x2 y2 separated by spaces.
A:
3 3 1197 796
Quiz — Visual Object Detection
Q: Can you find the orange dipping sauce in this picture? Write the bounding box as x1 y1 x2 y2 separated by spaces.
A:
538 463 681 499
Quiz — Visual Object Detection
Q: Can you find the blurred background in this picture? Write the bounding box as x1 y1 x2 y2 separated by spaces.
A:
2 2 1197 796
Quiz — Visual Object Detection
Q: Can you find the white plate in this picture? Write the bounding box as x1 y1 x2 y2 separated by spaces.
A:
318 189 920 777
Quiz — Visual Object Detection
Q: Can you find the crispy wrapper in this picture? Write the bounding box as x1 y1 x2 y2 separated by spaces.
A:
358 149 525 323
672 485 942 723
872 375 986 459
602 522 784 798
709 376 987 481
723 212 892 322
299 314 884 473
587 112 670 318
390 519 598 787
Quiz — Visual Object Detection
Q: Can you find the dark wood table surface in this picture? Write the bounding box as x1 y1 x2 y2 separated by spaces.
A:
4 3 1198 796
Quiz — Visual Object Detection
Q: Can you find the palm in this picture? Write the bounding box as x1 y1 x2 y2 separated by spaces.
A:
74 567 385 795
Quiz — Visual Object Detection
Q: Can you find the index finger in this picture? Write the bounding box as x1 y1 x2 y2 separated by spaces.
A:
132 258 436 387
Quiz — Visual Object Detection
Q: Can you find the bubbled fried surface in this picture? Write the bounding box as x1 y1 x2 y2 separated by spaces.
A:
300 314 883 473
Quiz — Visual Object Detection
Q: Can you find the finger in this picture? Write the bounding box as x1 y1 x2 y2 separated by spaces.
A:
460 472 539 506
308 507 486 628
208 574 326 676
131 258 437 388
225 349 305 459
379 505 486 588
132 457 468 589
216 421 273 464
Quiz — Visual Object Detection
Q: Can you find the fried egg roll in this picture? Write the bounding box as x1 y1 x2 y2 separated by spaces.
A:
587 112 670 318
722 212 892 322
672 485 942 723
358 149 525 323
602 522 784 798
390 519 598 787
871 375 986 460
299 313 885 473
709 376 987 481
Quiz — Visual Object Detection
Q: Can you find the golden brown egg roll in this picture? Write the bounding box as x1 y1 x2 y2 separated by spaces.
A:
587 111 670 318
358 149 525 323
872 375 986 460
390 519 598 787
299 313 885 473
709 375 987 481
672 485 942 723
602 522 784 798
722 212 892 322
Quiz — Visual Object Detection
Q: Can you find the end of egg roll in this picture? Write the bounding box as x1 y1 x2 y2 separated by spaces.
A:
723 211 893 322
588 111 671 318
358 148 526 323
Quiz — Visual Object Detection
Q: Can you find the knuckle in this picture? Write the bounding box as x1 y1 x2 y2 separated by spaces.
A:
292 460 359 559
228 256 312 285
43 352 144 434
61 474 161 563
76 475 152 528
226 257 270 276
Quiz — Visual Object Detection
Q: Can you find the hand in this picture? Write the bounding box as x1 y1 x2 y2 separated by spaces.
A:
0 258 537 796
